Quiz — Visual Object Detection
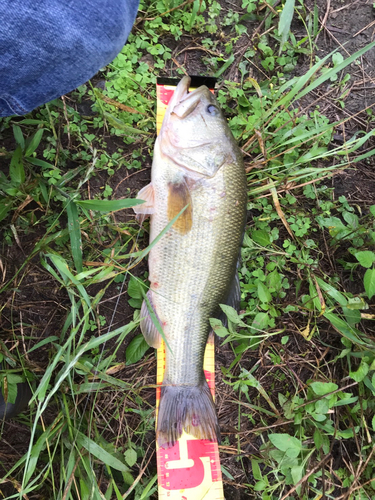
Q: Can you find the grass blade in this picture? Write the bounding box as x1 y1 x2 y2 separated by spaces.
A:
9 146 25 185
296 40 375 101
278 0 295 52
12 125 25 150
75 431 129 472
76 198 146 212
66 200 83 273
25 128 44 157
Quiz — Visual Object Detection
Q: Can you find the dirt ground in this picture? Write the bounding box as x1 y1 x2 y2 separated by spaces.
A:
1 0 375 498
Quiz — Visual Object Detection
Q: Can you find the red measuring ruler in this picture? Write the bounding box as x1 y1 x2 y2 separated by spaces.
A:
155 78 224 500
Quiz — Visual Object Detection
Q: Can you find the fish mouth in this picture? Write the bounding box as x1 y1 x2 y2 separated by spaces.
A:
164 76 210 122
172 79 214 119
159 77 191 136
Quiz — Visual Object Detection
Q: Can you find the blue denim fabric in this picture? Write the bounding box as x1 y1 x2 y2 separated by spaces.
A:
0 0 139 117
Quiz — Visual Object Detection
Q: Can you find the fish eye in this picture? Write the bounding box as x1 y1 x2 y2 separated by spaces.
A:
206 104 219 116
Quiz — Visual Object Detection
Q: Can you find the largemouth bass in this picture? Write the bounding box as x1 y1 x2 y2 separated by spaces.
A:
134 76 247 448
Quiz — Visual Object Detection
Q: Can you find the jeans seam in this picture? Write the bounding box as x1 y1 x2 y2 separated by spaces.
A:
0 93 28 115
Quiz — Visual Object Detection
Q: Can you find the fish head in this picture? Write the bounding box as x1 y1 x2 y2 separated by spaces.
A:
159 76 240 178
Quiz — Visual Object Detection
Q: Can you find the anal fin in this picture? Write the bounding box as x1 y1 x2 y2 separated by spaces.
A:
140 290 163 348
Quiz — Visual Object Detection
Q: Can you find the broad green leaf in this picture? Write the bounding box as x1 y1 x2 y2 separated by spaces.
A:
322 433 330 454
286 447 302 459
254 480 267 491
76 198 145 212
128 276 147 300
364 268 375 299
346 297 368 310
251 312 269 333
220 304 241 324
209 318 228 338
126 334 150 365
9 146 25 185
12 125 25 150
124 448 138 467
372 414 375 432
342 307 361 327
66 200 83 273
75 430 129 472
314 399 330 414
25 128 44 156
336 428 354 439
269 433 302 456
313 429 323 449
251 460 263 481
350 360 369 383
354 251 375 268
267 269 281 291
252 229 271 246
258 282 272 303
370 205 375 217
310 381 338 395
291 465 303 485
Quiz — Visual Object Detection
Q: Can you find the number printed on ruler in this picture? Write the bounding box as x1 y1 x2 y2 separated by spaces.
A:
157 435 223 499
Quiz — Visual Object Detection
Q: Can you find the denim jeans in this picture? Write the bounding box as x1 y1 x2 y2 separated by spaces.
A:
0 0 139 117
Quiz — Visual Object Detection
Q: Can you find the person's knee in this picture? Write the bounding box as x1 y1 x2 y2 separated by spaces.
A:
0 0 140 116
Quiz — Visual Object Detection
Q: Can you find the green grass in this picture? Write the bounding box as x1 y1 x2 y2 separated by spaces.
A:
1 0 375 498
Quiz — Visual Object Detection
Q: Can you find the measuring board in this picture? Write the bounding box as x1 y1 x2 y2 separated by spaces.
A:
155 78 224 500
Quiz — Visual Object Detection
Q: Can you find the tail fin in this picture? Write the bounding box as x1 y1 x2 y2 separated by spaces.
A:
156 379 220 448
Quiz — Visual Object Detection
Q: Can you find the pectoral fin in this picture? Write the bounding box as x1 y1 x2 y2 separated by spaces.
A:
140 290 162 348
167 179 192 235
133 183 155 221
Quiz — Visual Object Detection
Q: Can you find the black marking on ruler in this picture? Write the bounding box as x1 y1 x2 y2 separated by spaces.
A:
157 76 217 88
